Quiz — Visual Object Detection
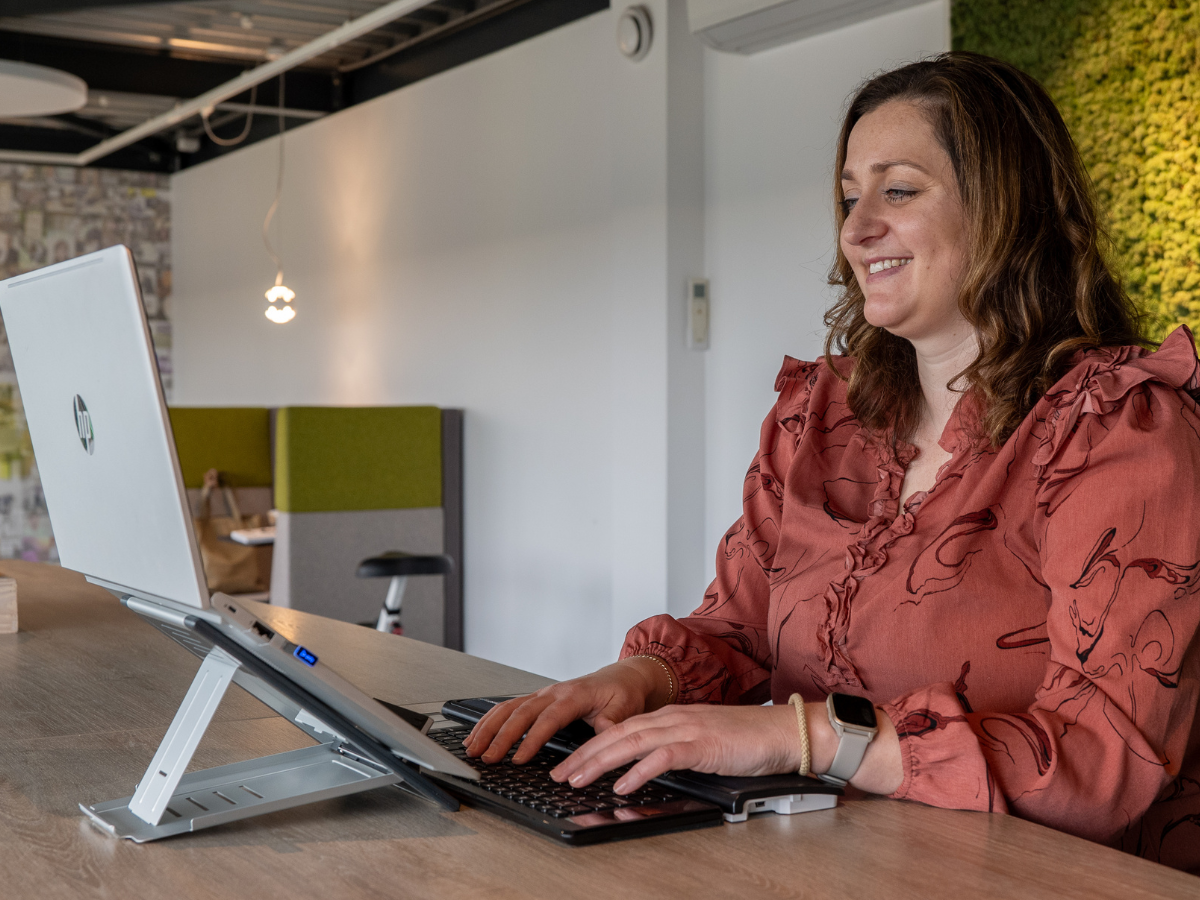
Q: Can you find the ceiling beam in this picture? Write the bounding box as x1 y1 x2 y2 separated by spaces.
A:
0 123 172 171
0 30 337 111
0 1 166 14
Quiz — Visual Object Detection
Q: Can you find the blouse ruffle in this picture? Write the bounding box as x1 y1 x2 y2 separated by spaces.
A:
1032 326 1200 479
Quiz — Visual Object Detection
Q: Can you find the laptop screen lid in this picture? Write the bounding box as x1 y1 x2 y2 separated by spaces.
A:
0 245 208 609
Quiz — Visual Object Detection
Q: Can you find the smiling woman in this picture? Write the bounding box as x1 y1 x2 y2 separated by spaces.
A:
466 53 1200 875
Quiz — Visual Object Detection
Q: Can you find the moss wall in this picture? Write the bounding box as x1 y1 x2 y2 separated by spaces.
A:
954 0 1200 340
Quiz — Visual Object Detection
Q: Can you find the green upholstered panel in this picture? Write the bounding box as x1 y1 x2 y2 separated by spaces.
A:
274 406 442 512
168 407 273 489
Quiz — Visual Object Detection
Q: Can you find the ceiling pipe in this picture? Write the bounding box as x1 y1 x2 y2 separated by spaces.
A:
0 0 431 167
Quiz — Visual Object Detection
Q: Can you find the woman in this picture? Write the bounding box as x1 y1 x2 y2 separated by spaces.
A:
467 53 1200 873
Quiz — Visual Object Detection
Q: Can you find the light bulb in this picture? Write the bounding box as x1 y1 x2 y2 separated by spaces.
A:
264 276 295 324
265 283 295 304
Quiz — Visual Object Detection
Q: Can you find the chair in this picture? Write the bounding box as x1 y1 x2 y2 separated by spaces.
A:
356 551 454 634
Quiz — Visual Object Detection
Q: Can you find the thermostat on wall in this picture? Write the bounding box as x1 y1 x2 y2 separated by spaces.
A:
687 278 710 350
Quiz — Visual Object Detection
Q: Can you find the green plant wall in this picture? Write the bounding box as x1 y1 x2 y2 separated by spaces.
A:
954 0 1200 340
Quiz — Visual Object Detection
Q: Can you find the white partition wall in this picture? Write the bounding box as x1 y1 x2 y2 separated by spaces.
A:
171 0 949 679
702 0 951 578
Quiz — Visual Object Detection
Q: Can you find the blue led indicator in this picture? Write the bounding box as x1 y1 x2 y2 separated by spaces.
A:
293 646 318 666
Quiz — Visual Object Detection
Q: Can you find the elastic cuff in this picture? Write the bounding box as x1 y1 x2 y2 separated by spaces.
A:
881 701 915 801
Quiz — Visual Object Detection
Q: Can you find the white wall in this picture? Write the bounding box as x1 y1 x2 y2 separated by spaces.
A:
174 3 681 680
172 0 949 680
702 0 950 575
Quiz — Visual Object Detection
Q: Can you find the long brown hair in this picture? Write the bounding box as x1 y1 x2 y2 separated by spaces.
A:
824 52 1147 447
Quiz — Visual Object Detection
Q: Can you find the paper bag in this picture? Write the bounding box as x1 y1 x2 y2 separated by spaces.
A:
194 470 272 595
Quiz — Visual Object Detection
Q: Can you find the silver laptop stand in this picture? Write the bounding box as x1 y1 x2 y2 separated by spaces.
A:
80 642 403 842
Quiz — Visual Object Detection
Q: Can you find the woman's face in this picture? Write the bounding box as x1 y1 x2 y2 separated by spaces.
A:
839 100 970 348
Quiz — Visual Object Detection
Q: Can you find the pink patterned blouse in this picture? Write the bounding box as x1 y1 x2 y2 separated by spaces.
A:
622 327 1200 874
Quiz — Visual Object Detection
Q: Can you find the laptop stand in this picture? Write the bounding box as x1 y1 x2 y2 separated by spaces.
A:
80 639 441 842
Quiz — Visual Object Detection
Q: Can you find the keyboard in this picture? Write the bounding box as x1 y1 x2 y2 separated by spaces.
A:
424 725 723 844
433 696 842 827
430 727 686 818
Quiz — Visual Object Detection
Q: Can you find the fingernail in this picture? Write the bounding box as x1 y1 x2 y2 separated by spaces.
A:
569 773 583 785
613 780 628 794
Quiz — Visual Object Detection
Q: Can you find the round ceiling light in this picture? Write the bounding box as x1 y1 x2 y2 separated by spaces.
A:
0 60 87 118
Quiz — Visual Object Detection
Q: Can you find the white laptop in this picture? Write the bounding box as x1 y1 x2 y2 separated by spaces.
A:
0 245 477 841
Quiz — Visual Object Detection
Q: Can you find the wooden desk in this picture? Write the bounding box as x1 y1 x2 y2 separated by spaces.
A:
0 561 1194 899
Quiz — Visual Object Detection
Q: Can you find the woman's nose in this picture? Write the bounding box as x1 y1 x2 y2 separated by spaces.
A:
841 196 887 247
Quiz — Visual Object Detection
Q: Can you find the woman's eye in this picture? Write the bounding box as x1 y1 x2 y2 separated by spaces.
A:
884 188 917 203
840 197 858 214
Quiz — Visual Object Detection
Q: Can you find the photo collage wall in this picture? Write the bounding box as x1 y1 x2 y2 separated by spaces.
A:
0 165 171 563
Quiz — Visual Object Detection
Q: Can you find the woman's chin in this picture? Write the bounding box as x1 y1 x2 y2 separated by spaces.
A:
862 306 908 335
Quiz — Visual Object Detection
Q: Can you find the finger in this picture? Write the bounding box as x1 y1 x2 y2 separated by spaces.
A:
554 706 686 779
481 696 559 762
550 717 640 782
511 698 586 764
613 745 697 794
464 696 527 752
469 695 552 761
560 724 684 788
466 695 529 743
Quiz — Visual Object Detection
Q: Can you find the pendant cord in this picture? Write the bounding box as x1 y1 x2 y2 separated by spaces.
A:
201 83 257 147
262 73 286 281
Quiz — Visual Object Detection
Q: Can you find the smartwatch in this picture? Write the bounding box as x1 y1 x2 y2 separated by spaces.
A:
817 693 879 786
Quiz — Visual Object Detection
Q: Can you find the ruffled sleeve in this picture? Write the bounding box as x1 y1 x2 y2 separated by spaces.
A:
884 327 1200 845
619 356 826 704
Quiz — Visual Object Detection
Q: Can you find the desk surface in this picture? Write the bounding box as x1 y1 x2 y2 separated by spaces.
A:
0 560 1195 900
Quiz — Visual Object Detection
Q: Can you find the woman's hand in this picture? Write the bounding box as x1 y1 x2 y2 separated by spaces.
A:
549 703 804 794
464 658 673 765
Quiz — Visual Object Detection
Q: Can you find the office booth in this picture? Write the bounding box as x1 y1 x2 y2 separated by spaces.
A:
168 405 463 650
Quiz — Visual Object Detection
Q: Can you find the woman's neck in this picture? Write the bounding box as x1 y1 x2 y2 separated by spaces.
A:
910 325 979 444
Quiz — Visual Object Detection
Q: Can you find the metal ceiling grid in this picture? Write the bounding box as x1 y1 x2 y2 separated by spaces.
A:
0 0 607 171
0 1 487 69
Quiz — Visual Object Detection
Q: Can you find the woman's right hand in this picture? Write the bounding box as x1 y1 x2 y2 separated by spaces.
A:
463 657 674 765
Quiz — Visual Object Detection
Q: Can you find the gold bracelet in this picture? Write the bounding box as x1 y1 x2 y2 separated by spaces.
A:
626 654 678 705
789 693 811 776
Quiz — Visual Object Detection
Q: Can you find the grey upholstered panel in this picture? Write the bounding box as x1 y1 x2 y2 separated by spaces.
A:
271 507 445 644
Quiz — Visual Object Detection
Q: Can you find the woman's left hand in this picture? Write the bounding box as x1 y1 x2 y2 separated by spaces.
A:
549 703 803 794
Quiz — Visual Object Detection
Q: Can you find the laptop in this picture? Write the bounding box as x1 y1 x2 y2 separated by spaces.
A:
0 245 746 844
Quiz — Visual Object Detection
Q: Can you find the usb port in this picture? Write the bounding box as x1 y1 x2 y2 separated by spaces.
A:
251 621 275 641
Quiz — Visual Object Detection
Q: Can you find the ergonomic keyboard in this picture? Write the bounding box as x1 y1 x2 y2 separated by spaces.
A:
423 725 723 844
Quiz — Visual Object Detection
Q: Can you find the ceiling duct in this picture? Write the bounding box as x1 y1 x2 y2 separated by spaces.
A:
687 0 930 54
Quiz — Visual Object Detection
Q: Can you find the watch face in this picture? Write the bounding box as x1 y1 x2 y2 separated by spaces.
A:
831 693 877 729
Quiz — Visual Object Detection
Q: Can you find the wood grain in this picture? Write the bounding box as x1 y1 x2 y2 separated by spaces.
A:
0 560 1195 899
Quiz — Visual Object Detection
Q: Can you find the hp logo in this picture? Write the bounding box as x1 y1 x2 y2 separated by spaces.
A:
73 395 94 455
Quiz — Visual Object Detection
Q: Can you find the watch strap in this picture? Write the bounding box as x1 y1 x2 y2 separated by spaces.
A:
819 727 873 786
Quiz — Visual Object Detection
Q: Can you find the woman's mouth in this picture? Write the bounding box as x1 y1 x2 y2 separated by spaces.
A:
867 257 912 275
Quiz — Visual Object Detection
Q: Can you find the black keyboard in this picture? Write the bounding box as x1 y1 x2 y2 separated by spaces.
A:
430 727 683 818
424 726 723 844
